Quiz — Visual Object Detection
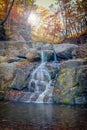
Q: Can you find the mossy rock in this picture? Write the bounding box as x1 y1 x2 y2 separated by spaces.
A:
53 59 87 104
0 80 13 91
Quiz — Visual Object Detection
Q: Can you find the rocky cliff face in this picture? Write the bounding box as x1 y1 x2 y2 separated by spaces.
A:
53 59 87 105
0 42 87 105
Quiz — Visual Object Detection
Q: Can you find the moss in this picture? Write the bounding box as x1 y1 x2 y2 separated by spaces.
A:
72 94 77 99
62 98 71 103
53 64 87 104
0 80 12 91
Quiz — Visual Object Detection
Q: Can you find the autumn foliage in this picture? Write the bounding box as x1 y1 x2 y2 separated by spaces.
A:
0 0 87 43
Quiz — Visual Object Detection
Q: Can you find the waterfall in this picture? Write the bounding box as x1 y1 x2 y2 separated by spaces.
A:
27 50 54 103
26 49 59 103
54 51 57 62
41 50 47 63
52 44 57 62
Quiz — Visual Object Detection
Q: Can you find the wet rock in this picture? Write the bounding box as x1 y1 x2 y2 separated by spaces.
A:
2 91 39 102
53 58 87 104
75 96 87 105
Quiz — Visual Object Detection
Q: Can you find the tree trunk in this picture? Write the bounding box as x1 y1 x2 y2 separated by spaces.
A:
1 0 14 25
0 0 14 41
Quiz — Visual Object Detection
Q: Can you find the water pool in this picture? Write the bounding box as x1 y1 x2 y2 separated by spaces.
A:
0 102 87 130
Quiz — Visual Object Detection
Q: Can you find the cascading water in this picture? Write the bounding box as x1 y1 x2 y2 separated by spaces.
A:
6 47 59 103
54 51 57 62
27 50 53 103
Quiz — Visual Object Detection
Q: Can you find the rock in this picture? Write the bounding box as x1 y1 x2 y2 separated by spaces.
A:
46 62 59 80
6 57 22 63
32 42 44 49
0 25 7 41
75 96 87 105
0 63 16 90
60 58 87 68
61 35 87 44
72 44 87 59
0 41 29 57
11 62 36 90
53 58 87 105
54 43 78 60
0 61 36 91
0 91 4 101
36 43 78 61
25 49 40 62
0 56 7 63
0 49 6 56
0 42 78 62
33 43 78 61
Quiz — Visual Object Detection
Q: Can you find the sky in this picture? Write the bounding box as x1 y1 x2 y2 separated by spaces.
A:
35 0 56 9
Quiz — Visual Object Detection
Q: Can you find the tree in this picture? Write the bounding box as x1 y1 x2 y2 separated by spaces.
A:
0 0 14 40
0 0 35 41
54 0 87 43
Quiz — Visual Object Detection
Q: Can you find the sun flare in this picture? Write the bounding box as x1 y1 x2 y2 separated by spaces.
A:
28 12 40 26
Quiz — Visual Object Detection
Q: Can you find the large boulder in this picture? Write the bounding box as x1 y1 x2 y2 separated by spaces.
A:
25 49 40 62
0 41 30 57
0 61 36 91
34 43 78 61
72 44 87 59
53 43 78 60
0 63 16 90
11 62 35 90
53 58 87 105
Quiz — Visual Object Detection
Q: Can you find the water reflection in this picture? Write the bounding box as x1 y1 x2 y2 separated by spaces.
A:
26 103 53 126
0 102 87 130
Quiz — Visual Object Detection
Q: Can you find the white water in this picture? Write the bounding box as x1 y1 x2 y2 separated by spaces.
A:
54 51 57 62
28 50 54 103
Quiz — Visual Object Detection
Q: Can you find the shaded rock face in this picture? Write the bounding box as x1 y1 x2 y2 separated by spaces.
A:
72 44 87 59
0 62 36 91
0 42 78 63
11 62 35 90
0 41 86 105
0 42 41 63
53 59 87 105
0 63 16 91
0 41 30 58
0 25 7 41
53 43 78 60
61 35 87 44
34 43 78 61
0 62 59 103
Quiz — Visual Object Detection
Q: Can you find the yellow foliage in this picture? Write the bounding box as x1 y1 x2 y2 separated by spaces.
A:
0 0 6 20
31 6 63 43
